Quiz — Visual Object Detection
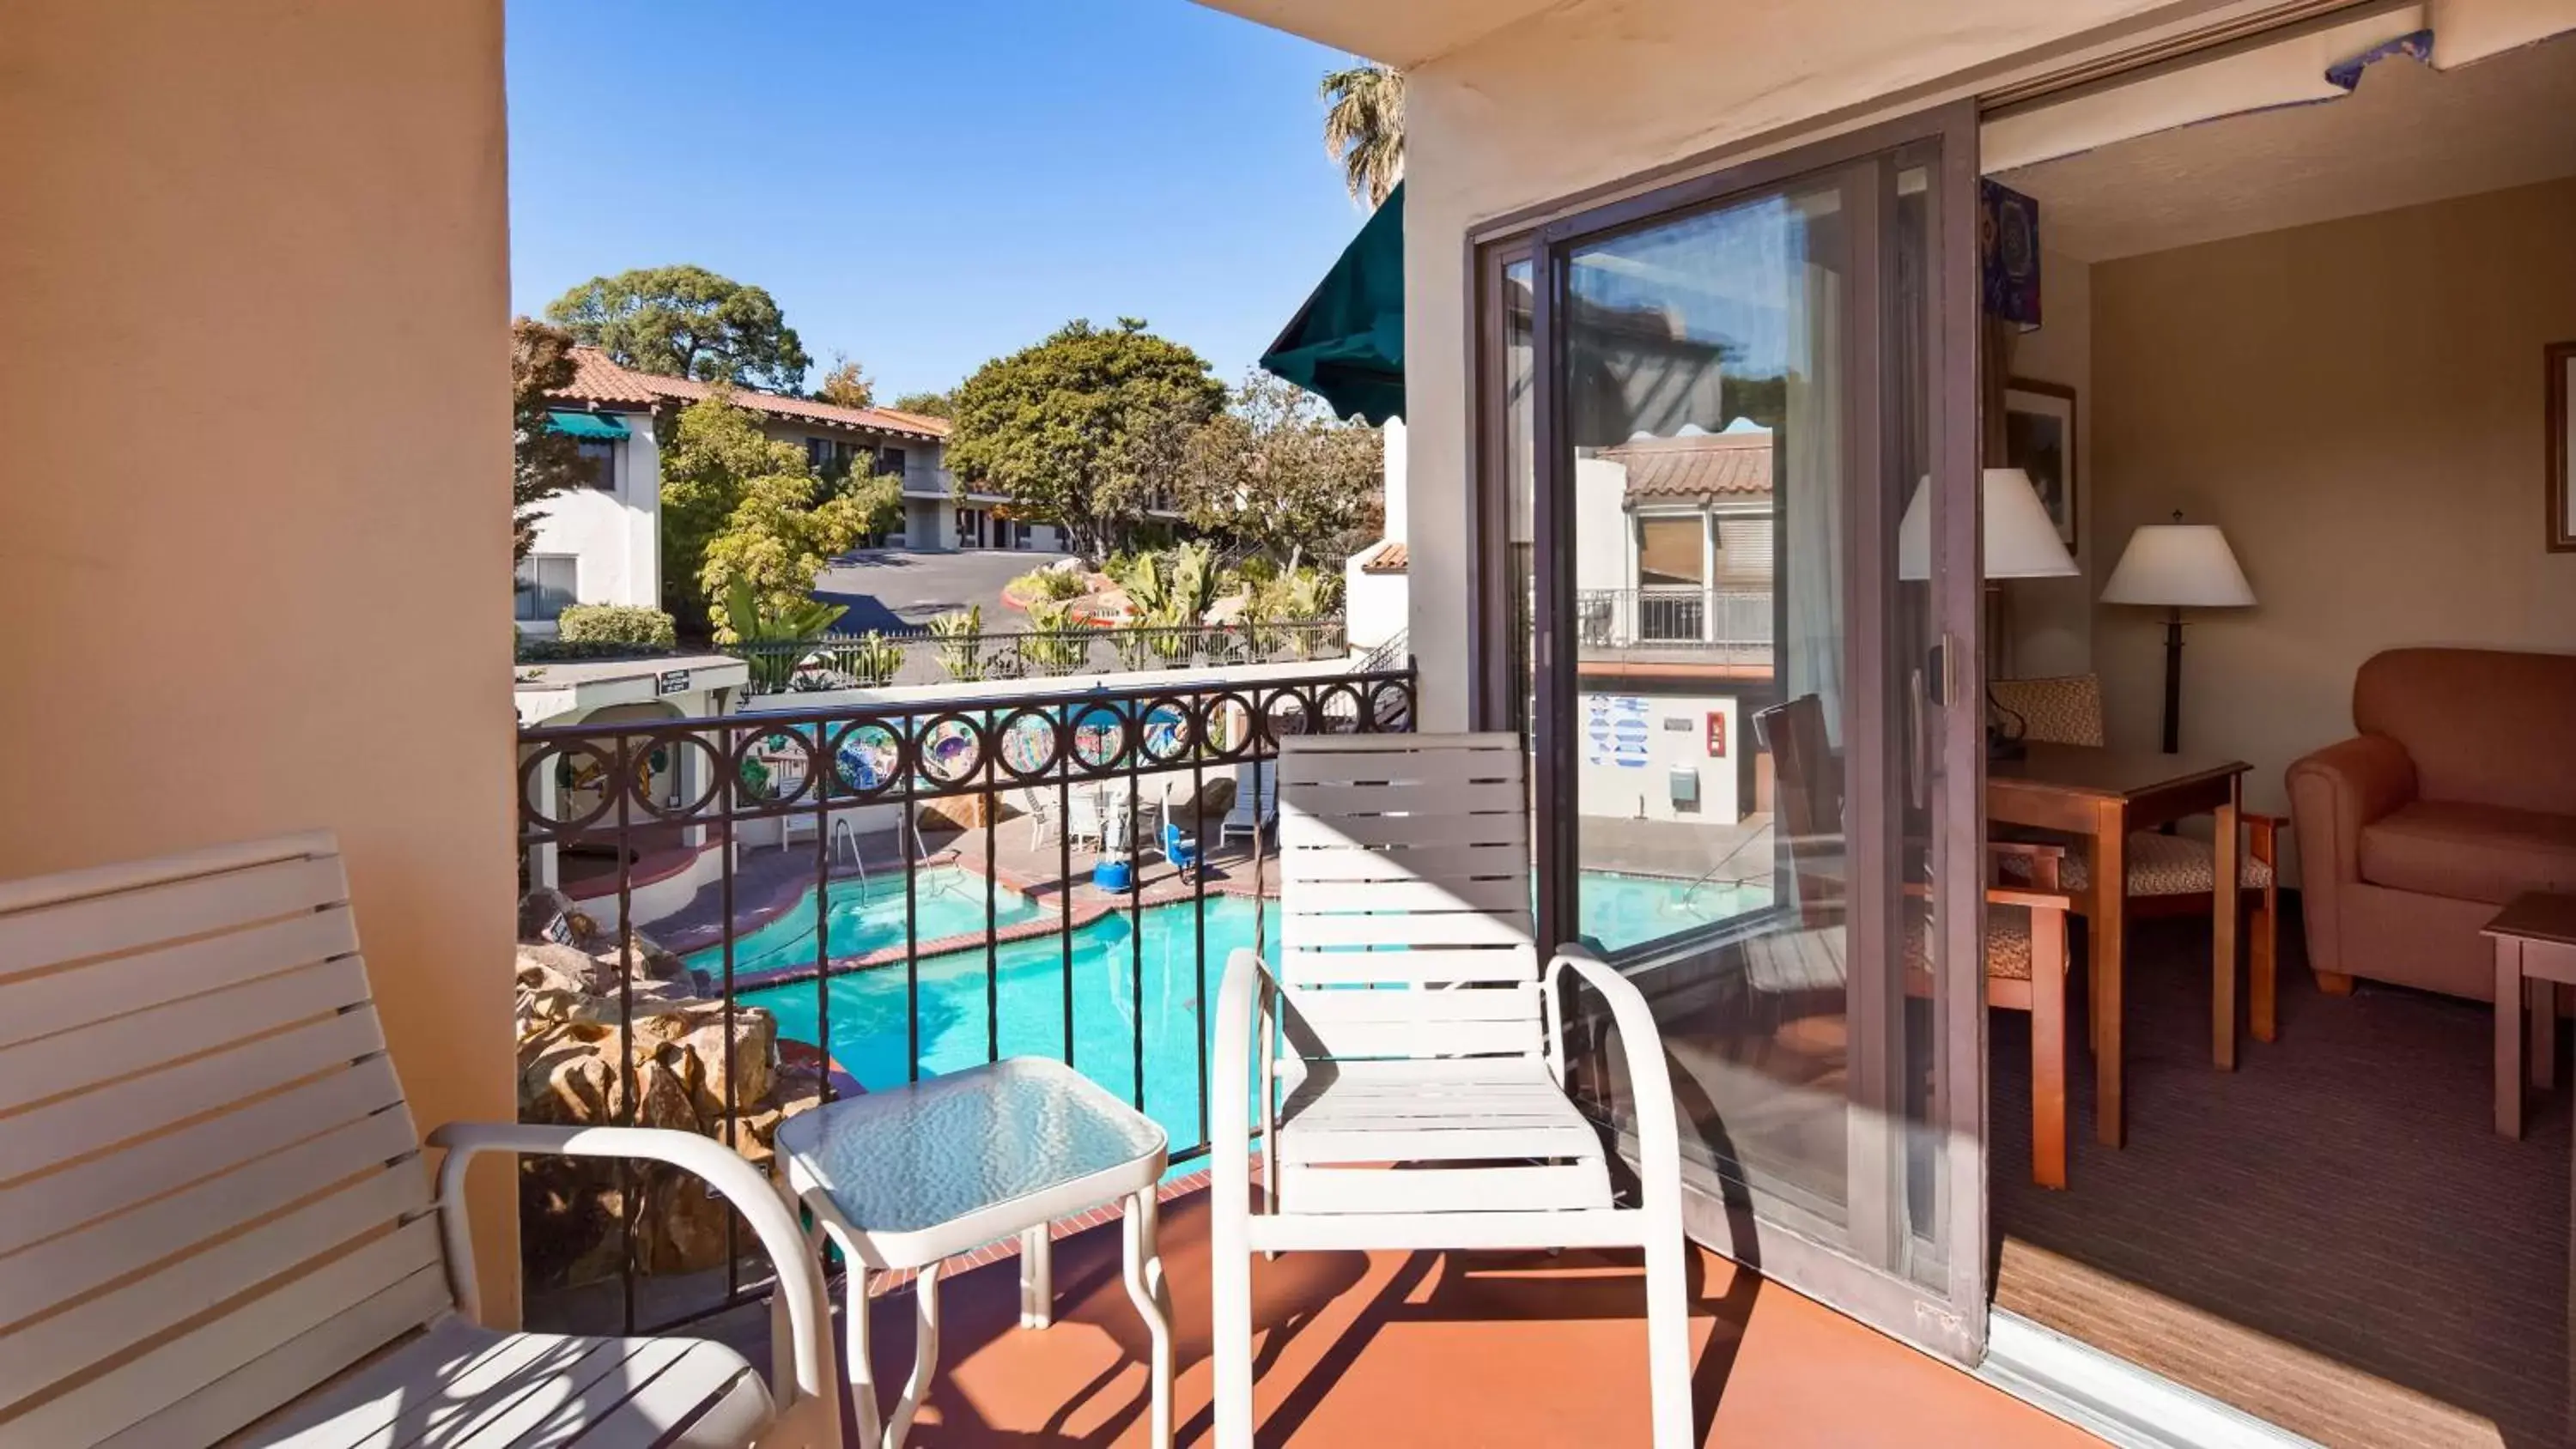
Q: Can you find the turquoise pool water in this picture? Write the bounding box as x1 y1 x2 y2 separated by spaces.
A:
729 867 1769 1156
689 867 1045 977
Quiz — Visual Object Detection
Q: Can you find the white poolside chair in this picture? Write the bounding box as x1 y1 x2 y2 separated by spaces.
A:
1217 758 1278 850
0 833 837 1449
1017 785 1059 850
1210 735 1691 1447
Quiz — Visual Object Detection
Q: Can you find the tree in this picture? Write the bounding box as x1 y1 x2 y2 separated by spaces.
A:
815 355 876 410
1176 371 1385 568
544 265 811 391
890 389 952 419
1321 63 1405 209
511 318 590 560
655 390 878 638
945 319 1226 558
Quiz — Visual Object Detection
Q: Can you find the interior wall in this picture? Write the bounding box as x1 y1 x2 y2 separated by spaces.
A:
2090 176 2576 828
0 1 522 1315
2004 248 2097 677
1400 0 2175 729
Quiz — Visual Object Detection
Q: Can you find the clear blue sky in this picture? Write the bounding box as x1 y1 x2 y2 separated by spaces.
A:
507 0 1366 401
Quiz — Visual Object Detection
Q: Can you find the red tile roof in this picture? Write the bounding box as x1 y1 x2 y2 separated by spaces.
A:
1600 429 1772 501
1358 540 1408 573
556 346 950 442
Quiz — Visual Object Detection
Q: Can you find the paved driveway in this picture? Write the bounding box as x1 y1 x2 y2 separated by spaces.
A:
812 548 1072 632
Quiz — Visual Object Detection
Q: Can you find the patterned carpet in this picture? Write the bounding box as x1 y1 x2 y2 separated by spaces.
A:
1990 905 2571 1448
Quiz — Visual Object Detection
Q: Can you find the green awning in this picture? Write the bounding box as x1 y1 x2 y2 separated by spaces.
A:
545 409 630 440
1261 182 1404 425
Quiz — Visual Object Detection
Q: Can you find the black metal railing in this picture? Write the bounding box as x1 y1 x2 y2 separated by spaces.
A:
512 663 1415 1336
728 618 1348 695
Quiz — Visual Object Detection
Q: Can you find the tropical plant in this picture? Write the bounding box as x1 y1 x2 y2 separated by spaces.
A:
1016 598 1091 676
839 632 904 688
1009 564 1086 605
544 264 811 391
720 579 848 692
1256 566 1343 657
1121 543 1224 664
928 605 986 682
1320 63 1405 209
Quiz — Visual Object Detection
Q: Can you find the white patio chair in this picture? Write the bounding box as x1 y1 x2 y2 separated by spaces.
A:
1017 785 1059 850
1217 757 1277 850
1066 786 1111 852
1211 734 1691 1447
0 833 836 1449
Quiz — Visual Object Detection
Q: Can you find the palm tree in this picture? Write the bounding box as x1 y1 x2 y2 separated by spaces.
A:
1320 63 1405 209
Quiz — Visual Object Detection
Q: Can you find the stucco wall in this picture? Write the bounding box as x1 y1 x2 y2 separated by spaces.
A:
524 420 662 616
1397 0 2175 727
2003 249 2097 678
2089 176 2576 822
0 0 522 1318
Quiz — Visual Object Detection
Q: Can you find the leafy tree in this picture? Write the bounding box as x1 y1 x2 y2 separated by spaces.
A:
1177 371 1385 569
657 390 878 638
511 318 590 560
544 264 812 391
816 355 876 410
946 319 1225 559
1321 64 1405 209
890 389 952 419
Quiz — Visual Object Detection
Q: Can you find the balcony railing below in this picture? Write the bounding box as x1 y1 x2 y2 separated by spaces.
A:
730 619 1349 695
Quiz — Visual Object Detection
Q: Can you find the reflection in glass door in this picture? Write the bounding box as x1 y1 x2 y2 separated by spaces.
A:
1506 112 1986 1360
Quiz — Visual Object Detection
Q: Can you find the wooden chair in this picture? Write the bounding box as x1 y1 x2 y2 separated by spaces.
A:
0 833 837 1448
1752 696 2078 1188
1210 734 1691 1447
1989 673 2286 1040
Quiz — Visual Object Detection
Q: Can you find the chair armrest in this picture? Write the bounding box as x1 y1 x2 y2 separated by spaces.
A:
1211 948 1279 1185
1985 884 2075 913
2284 735 2415 889
426 1122 835 1433
1546 947 1684 1228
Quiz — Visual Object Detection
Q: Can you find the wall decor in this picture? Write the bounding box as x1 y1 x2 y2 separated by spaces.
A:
2005 379 2080 550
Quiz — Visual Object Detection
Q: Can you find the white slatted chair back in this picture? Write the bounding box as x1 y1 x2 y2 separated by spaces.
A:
1274 734 1542 1063
0 833 453 1448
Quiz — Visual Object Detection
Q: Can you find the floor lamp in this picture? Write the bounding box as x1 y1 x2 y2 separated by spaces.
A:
2099 513 2255 754
1898 468 2081 758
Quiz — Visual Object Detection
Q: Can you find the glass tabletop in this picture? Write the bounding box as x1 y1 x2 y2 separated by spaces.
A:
775 1056 1169 1236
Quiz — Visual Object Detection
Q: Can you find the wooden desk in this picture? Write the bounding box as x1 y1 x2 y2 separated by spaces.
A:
1989 745 2253 1148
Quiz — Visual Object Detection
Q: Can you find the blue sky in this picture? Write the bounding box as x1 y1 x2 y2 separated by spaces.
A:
507 0 1365 401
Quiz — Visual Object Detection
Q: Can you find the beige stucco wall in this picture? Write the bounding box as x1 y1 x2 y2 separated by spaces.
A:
1395 0 2183 727
0 1 522 1317
2089 176 2576 823
2005 250 2098 678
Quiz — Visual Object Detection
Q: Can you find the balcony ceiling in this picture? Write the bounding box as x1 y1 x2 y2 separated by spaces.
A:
1184 0 1564 67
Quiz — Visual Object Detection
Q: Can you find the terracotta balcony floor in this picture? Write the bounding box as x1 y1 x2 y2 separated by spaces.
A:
758 1185 2099 1446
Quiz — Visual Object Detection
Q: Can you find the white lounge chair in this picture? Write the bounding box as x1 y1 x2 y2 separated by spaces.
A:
0 833 837 1449
1210 734 1691 1447
1217 758 1277 850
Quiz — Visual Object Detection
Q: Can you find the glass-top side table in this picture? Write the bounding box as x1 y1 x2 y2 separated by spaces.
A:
775 1057 1172 1449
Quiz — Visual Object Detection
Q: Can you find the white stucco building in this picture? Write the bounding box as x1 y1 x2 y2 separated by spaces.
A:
516 348 1063 628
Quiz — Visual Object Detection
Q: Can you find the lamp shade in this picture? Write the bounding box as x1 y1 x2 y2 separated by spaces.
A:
1897 468 2081 581
2099 524 2255 607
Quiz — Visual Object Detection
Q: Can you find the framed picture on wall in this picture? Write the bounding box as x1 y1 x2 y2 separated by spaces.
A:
2550 342 2576 552
2004 379 2080 549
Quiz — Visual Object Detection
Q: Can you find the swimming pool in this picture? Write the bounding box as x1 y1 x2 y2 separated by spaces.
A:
688 866 1045 978
727 867 1770 1159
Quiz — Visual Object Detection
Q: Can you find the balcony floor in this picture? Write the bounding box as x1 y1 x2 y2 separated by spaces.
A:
691 1184 2092 1446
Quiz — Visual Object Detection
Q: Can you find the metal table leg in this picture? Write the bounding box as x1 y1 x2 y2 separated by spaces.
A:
1121 1187 1175 1448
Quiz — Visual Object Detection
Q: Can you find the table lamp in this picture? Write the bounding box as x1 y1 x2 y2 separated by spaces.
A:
1898 467 2081 758
2099 512 2255 754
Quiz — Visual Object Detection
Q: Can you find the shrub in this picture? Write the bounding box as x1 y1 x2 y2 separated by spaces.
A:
556 604 678 648
928 606 986 682
1008 565 1086 604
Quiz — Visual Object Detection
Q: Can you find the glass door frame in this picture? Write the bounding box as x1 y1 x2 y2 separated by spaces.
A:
1478 100 1993 1361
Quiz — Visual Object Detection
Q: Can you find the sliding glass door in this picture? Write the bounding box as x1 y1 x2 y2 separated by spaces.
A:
1493 106 1990 1358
